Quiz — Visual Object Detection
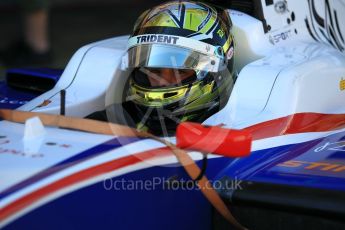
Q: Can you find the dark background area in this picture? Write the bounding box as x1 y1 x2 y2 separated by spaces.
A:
0 0 166 79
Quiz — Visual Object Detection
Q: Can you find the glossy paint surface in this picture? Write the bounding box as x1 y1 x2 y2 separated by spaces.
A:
0 68 63 109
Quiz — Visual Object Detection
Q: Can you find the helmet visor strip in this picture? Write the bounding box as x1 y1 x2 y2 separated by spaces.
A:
127 44 225 73
127 33 227 70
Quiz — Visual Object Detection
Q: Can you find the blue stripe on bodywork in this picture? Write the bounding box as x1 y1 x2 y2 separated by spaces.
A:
0 137 140 201
216 130 345 191
0 68 63 109
0 81 37 109
5 131 345 229
4 157 230 230
328 152 345 159
6 68 63 82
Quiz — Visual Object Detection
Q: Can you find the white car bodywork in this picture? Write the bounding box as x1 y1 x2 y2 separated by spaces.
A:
18 1 345 130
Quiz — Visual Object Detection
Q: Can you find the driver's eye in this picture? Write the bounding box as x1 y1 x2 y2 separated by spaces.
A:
148 69 160 74
178 70 188 74
177 69 194 76
146 68 192 76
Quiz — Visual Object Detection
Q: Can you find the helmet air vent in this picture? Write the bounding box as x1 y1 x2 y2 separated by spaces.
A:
164 92 178 98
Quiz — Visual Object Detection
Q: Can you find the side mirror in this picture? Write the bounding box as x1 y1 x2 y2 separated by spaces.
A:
176 122 252 157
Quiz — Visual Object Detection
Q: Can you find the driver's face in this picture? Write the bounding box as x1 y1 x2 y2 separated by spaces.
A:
144 68 195 87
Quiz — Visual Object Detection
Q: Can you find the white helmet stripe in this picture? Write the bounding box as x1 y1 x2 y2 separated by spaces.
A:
127 34 219 56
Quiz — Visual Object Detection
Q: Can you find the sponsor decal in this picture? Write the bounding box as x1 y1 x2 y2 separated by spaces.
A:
136 35 179 45
340 78 345 91
217 29 225 38
0 140 10 145
0 147 44 158
227 47 234 60
230 11 243 17
128 34 218 56
278 160 345 173
0 140 73 158
0 97 28 106
45 142 72 149
269 30 292 44
206 44 211 52
0 136 10 145
314 141 345 152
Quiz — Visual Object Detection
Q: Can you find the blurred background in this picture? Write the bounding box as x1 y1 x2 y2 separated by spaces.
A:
0 0 166 79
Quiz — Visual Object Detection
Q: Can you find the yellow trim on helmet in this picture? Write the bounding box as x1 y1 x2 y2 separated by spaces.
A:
183 9 207 31
198 12 218 34
144 13 179 28
223 34 233 53
137 2 220 34
129 78 215 108
130 81 191 107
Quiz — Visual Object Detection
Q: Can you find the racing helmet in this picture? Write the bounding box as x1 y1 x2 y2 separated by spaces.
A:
120 1 235 135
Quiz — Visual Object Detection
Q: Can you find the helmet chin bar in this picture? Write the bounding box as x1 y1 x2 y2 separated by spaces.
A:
110 60 233 135
108 63 233 137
